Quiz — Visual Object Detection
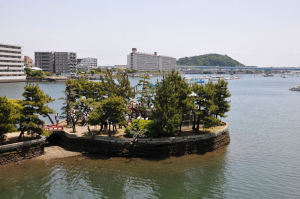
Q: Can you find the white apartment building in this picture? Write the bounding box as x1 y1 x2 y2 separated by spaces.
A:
127 48 176 72
0 43 26 82
77 58 98 71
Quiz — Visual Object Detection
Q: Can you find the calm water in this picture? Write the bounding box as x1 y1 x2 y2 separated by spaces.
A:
1 75 300 199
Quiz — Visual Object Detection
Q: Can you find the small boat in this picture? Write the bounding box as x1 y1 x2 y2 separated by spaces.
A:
290 85 300 91
264 73 274 77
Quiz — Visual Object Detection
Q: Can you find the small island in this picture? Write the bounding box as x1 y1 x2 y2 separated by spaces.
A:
177 53 245 66
0 71 231 164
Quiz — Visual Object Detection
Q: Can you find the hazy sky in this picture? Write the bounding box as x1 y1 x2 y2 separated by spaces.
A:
1 0 300 67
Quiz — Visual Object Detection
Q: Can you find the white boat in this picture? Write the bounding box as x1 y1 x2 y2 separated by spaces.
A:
264 73 274 77
289 85 300 91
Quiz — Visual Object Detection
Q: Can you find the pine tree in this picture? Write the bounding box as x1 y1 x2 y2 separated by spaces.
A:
100 70 134 101
153 71 190 135
19 84 55 140
213 79 231 118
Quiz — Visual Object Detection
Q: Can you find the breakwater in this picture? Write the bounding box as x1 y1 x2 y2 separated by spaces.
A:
0 138 45 165
49 124 230 158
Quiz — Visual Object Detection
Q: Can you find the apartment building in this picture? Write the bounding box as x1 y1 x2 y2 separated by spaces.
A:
77 57 97 71
0 43 26 82
35 52 55 73
54 52 77 75
35 51 77 75
127 48 176 72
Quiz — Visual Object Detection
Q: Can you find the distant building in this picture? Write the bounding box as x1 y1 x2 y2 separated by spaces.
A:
0 43 26 82
77 57 97 71
127 48 176 72
24 56 33 68
35 51 77 75
54 52 77 75
35 52 55 73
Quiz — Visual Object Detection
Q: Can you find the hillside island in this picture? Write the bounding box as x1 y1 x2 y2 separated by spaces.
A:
0 71 231 164
177 53 245 66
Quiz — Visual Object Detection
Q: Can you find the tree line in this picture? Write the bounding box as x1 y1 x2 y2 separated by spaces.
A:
0 70 230 143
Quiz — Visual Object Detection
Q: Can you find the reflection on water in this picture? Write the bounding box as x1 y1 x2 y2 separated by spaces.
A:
0 148 228 199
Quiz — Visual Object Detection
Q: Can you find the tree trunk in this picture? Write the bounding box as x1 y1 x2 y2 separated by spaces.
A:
87 125 92 136
18 130 24 141
192 112 196 130
47 114 54 124
108 123 111 136
196 115 200 131
99 124 103 134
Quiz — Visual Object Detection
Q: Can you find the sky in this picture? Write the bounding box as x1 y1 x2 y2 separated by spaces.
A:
1 0 300 67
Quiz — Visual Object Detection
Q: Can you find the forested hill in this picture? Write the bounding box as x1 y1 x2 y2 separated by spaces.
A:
177 54 245 66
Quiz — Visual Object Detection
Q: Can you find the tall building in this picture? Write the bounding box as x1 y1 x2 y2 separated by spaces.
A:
35 51 77 75
0 43 26 82
24 56 33 68
127 48 176 72
35 52 55 73
54 52 77 75
77 57 97 71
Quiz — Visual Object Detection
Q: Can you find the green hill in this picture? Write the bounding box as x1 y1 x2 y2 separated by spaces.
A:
177 54 245 66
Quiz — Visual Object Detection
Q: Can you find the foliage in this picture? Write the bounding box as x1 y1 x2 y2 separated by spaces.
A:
0 97 20 143
100 70 134 101
192 80 231 129
137 75 155 107
177 54 245 66
41 130 53 138
88 95 127 135
24 68 45 79
19 84 55 139
61 79 105 127
125 119 156 138
125 69 137 73
152 71 191 136
213 79 231 118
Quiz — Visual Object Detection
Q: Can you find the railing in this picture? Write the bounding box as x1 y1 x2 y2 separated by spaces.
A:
42 124 64 131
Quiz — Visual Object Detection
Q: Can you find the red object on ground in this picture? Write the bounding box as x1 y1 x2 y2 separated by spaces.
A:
42 124 64 131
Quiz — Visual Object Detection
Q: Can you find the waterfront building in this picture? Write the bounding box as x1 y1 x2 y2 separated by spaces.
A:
77 57 97 71
0 43 26 82
127 48 176 72
54 52 77 75
24 56 33 68
35 52 55 73
35 51 77 75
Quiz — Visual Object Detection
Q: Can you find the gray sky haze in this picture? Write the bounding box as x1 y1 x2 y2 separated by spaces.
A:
1 0 300 67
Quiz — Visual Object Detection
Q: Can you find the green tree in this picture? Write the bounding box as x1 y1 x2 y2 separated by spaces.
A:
88 96 127 136
137 75 155 107
74 98 97 134
213 79 231 118
101 70 134 101
153 71 190 135
0 97 21 144
19 84 55 140
192 80 231 129
24 67 45 79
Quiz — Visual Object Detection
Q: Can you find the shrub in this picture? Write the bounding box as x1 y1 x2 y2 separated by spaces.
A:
125 119 156 138
41 130 53 138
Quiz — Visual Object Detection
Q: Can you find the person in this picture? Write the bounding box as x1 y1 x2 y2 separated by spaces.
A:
55 113 59 124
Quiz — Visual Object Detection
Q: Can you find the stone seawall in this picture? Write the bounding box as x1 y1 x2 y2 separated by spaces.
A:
50 124 230 158
0 138 45 166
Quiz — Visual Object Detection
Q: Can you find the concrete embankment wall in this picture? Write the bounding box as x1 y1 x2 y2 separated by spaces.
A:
50 125 230 158
0 138 45 166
